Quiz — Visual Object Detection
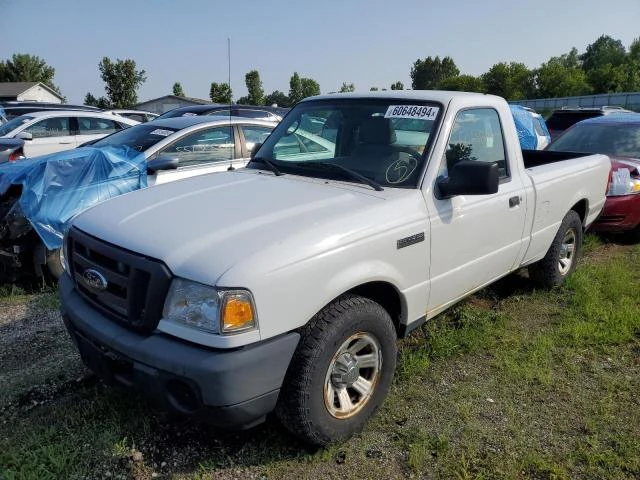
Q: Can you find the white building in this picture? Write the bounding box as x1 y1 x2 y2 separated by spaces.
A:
0 82 64 103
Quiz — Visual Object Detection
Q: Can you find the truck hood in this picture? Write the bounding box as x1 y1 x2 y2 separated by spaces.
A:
73 170 423 285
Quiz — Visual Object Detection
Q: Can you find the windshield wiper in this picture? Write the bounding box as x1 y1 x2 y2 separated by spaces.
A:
295 162 384 191
250 157 284 176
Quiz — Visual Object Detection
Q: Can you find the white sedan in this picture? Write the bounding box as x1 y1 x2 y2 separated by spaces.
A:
0 110 139 158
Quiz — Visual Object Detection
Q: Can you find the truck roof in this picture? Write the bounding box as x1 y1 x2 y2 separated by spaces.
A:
302 90 501 104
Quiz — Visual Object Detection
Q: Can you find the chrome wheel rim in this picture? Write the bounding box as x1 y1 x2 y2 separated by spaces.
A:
323 332 382 419
558 229 576 275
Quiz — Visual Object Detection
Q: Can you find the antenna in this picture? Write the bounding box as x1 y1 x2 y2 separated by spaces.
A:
227 37 235 172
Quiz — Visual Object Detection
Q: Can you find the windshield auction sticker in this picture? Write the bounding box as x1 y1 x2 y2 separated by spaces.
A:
384 105 439 120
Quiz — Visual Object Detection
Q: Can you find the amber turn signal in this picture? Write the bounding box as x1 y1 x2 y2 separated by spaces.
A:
221 292 256 333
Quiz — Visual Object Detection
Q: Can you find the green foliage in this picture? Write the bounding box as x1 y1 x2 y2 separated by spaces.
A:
264 90 290 107
244 70 264 105
209 82 232 103
482 62 535 100
83 92 110 108
338 82 355 93
300 77 320 99
288 72 303 104
410 56 459 90
172 82 184 97
535 50 591 98
0 53 61 94
94 57 146 109
439 74 485 92
390 81 404 90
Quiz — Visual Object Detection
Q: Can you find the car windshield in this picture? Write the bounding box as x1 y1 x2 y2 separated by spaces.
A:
0 115 33 136
251 99 441 188
548 122 640 159
91 124 179 151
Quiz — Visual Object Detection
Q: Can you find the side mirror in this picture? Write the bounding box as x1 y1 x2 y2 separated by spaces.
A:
16 131 33 141
437 160 499 198
147 155 179 174
250 142 262 159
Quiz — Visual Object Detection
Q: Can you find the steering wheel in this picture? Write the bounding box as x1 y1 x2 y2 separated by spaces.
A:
393 146 422 162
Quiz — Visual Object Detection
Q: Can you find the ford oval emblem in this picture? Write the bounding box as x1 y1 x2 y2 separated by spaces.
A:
82 269 108 291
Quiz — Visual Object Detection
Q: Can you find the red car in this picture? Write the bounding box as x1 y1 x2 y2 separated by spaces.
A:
547 113 640 239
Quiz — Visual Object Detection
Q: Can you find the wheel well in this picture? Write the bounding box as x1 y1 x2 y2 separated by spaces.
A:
347 281 403 336
570 199 588 226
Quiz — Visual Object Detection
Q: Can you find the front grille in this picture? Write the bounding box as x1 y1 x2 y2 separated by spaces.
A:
68 227 172 332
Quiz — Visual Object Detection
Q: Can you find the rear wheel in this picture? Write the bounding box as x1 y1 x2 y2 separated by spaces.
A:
276 295 397 446
529 210 582 287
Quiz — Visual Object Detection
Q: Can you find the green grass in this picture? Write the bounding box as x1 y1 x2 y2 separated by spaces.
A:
1 242 639 479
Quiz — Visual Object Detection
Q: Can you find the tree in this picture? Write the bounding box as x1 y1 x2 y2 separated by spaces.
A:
84 92 110 109
236 95 250 105
339 82 355 93
0 53 61 94
410 56 459 90
300 77 320 99
390 81 404 90
439 75 486 93
172 82 185 97
535 53 591 98
580 35 628 93
264 90 290 107
623 38 640 92
245 70 264 105
209 82 232 103
481 62 535 100
289 72 303 104
94 57 146 108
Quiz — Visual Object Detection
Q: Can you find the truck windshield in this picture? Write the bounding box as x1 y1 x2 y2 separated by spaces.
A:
251 99 442 188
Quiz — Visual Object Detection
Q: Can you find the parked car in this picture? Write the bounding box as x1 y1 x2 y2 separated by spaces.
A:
0 111 138 158
547 113 640 238
0 116 278 281
510 105 551 149
0 139 26 163
0 101 102 121
60 91 610 446
156 104 288 122
104 109 159 123
546 106 632 139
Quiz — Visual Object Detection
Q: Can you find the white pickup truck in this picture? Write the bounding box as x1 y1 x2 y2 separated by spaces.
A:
60 91 610 446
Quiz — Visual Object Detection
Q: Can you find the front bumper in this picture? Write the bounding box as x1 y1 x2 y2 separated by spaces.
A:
60 274 300 429
591 194 640 233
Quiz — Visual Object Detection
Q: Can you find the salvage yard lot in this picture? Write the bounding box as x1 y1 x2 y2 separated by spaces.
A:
1 235 639 480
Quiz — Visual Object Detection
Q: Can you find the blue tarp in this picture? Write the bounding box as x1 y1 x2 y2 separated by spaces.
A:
510 105 550 150
0 146 147 250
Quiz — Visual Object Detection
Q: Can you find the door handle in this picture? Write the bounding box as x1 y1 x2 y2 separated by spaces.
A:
59 141 73 144
509 196 521 208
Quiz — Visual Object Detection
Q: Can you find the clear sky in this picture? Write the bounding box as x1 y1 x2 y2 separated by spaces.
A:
1 0 639 105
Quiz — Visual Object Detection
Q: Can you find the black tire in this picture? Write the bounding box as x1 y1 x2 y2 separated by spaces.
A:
276 294 397 446
624 225 640 244
45 247 65 280
529 210 583 288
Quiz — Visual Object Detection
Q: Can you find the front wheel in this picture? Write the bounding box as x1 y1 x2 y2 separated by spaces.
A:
529 210 583 287
276 295 397 446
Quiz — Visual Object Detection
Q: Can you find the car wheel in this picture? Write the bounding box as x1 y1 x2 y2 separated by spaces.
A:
276 294 397 446
529 210 583 287
45 247 65 281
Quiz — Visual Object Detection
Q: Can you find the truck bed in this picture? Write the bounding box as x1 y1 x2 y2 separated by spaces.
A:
522 150 593 169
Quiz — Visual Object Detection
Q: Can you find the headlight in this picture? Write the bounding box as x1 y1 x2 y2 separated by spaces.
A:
162 278 257 335
608 168 640 196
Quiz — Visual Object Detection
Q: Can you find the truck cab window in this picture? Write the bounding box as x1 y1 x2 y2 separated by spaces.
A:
439 108 508 179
